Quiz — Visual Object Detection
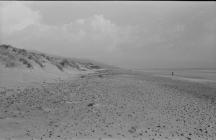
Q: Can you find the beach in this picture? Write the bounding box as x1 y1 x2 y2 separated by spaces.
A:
0 70 216 140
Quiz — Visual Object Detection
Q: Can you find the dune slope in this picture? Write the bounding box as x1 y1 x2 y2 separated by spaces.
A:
0 44 105 87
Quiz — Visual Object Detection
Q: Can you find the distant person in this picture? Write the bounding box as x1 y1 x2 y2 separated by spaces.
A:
172 72 174 76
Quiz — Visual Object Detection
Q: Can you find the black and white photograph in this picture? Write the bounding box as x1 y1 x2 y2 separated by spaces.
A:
0 1 216 140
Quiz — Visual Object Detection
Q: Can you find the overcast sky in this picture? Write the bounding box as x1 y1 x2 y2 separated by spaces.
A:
1 1 216 69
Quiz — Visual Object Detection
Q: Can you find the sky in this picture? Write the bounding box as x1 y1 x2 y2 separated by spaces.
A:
0 1 216 69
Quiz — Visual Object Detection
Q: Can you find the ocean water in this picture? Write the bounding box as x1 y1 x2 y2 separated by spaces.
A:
137 68 216 82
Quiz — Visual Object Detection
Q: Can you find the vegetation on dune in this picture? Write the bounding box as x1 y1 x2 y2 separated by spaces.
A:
5 61 16 68
19 58 33 68
0 44 104 71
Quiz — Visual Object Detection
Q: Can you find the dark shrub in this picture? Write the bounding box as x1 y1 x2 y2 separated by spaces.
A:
0 44 11 49
90 65 100 69
60 59 69 67
19 58 33 68
5 61 16 68
17 49 27 55
28 55 32 59
56 64 63 71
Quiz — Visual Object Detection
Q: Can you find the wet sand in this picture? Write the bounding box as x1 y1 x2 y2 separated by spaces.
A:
0 70 216 140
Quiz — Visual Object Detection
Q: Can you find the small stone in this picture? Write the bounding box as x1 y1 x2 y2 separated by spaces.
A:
87 103 95 107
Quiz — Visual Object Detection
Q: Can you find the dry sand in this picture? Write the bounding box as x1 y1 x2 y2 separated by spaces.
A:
0 71 216 140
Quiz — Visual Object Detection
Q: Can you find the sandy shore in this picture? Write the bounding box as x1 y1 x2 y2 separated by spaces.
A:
0 71 216 140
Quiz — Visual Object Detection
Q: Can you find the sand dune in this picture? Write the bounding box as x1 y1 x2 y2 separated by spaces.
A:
0 44 106 88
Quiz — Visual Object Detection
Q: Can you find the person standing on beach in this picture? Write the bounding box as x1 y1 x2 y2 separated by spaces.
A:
172 72 174 76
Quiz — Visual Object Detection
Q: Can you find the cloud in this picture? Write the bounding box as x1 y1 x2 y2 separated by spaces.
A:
62 14 118 39
1 2 215 68
0 1 41 34
1 5 120 59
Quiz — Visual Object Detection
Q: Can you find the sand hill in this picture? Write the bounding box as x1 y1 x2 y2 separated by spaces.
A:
0 44 106 87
